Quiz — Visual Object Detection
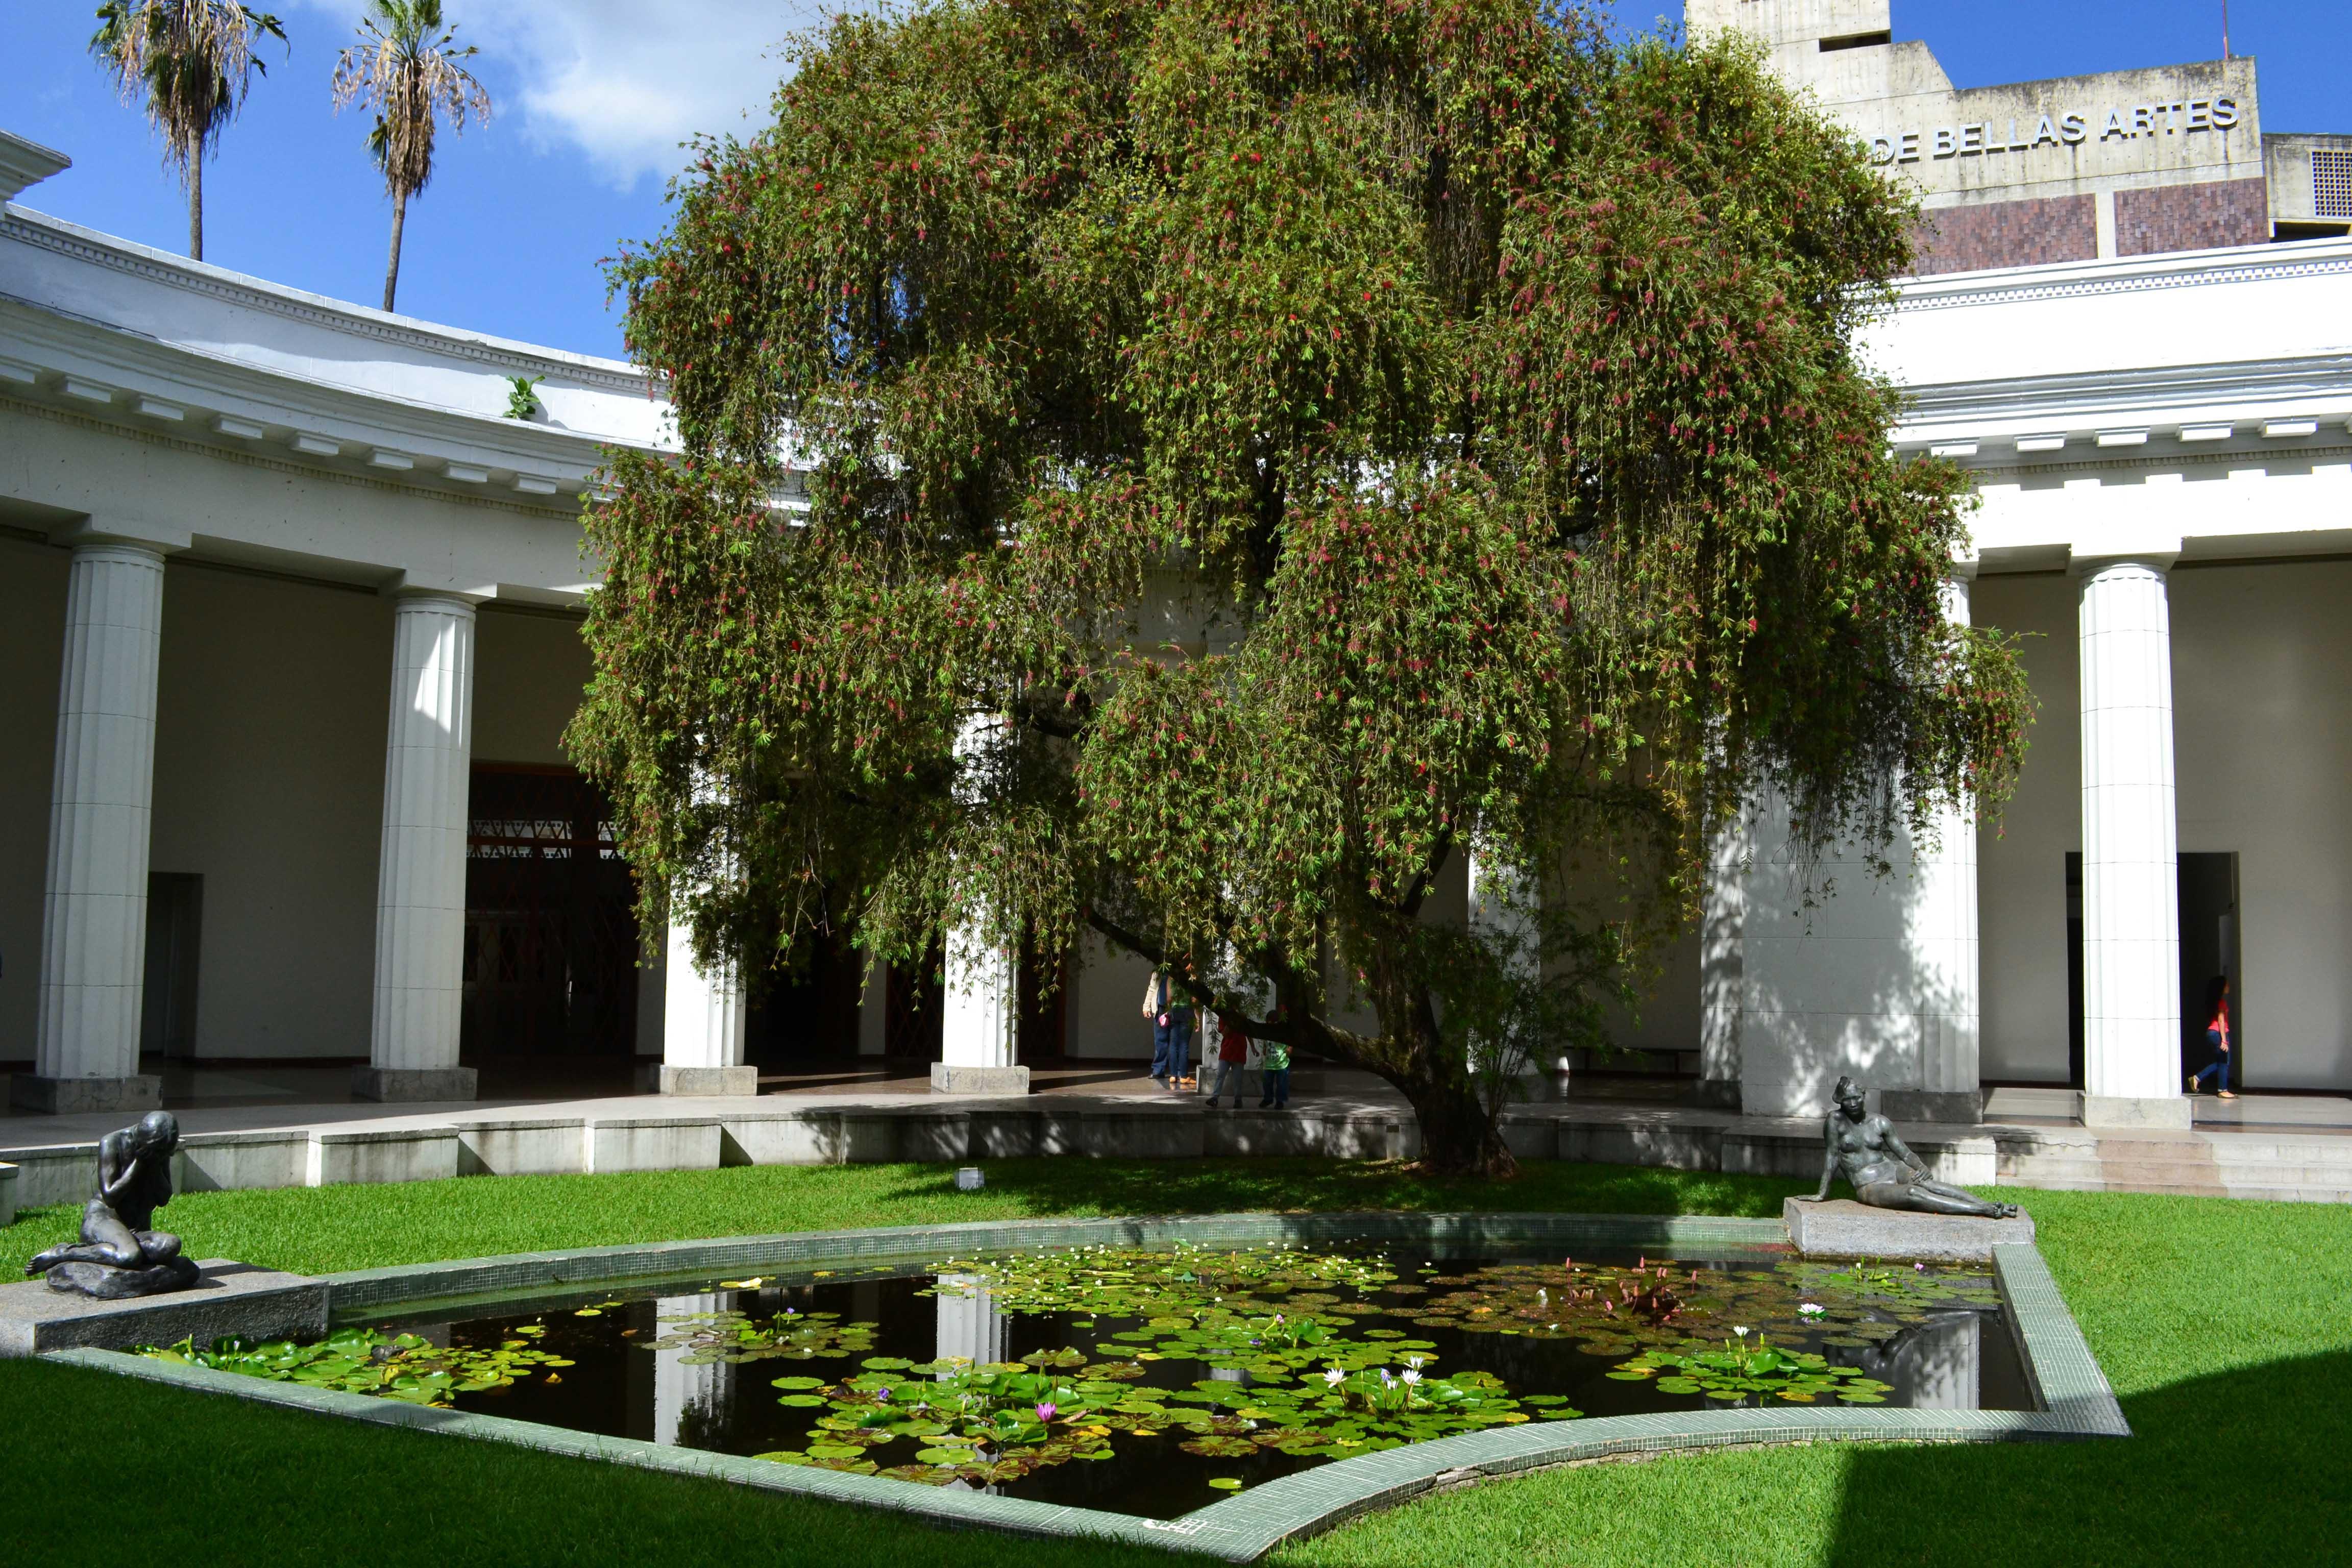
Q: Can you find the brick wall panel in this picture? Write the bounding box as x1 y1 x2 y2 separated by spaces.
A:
1909 193 2097 276
2115 177 2270 255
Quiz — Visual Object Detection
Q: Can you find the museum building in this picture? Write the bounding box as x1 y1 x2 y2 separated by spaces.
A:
2 0 2349 1126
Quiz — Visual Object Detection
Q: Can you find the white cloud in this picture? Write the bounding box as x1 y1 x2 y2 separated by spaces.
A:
298 1 830 189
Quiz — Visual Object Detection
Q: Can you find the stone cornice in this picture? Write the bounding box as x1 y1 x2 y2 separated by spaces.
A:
1895 351 2352 434
1889 236 2352 314
1 204 654 395
0 392 582 523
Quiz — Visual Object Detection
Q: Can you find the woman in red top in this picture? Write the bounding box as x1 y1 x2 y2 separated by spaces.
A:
2187 975 2236 1099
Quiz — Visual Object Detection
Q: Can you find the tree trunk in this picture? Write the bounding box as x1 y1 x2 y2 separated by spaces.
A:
1391 1033 1518 1178
383 188 408 313
188 156 203 262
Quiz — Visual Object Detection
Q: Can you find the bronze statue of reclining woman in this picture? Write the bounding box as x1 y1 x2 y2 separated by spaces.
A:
1802 1077 2020 1219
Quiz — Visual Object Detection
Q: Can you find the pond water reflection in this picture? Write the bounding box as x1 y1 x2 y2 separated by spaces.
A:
306 1248 2033 1519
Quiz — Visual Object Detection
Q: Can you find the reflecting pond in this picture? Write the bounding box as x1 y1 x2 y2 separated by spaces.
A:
146 1245 2030 1519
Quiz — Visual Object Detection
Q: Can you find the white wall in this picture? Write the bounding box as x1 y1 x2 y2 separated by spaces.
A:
1974 571 2080 1083
473 607 592 765
0 533 67 1064
148 562 390 1060
2172 559 2352 1090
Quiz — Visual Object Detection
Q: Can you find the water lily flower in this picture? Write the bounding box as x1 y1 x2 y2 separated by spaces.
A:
1035 1402 1057 1423
1734 1326 1750 1338
1406 1356 1424 1369
1915 1262 1927 1272
877 1387 892 1401
1379 1368 1394 1386
1799 1302 1826 1318
1323 1367 1346 1387
1401 1368 1422 1386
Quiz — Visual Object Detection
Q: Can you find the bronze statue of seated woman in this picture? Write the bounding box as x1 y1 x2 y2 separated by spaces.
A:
1801 1077 2020 1220
26 1111 201 1298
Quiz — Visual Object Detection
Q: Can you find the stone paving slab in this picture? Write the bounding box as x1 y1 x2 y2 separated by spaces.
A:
1783 1197 2036 1261
2 1259 326 1357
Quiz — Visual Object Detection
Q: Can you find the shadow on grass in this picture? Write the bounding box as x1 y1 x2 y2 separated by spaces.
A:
865 1155 1808 1222
1830 1349 2352 1566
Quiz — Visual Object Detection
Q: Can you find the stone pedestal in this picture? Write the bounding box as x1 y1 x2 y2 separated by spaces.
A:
0 1259 327 1357
2079 1092 2194 1129
1 1162 16 1228
350 1065 478 1105
1880 1088 1986 1124
1783 1196 2033 1263
659 1064 758 1097
929 1063 1030 1096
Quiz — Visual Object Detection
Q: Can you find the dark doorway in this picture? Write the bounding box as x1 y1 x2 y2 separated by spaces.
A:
744 924 867 1067
1017 942 1070 1064
2064 851 2241 1090
885 942 945 1062
2178 852 2242 1088
461 765 641 1059
140 872 203 1060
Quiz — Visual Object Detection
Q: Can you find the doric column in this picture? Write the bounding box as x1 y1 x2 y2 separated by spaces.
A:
1889 571 1983 1123
1735 565 1984 1124
1468 849 1554 1088
18 535 174 1114
2076 554 2189 1126
932 713 1026 1094
355 592 479 1103
660 913 751 1095
1696 808 1747 1109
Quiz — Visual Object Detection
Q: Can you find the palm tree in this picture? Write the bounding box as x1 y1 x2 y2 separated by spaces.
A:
89 1 286 262
331 1 492 313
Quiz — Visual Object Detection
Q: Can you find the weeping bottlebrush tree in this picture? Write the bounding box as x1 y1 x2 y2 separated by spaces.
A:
569 0 2032 1175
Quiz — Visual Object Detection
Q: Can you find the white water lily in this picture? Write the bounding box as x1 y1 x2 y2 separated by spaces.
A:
1401 1368 1422 1386
1733 1326 1751 1338
1323 1367 1346 1386
1799 1302 1827 1317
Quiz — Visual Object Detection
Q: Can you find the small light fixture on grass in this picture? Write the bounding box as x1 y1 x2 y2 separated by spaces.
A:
955 1167 986 1192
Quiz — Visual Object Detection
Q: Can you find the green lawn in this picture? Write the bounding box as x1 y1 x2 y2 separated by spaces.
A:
4 1161 2344 1567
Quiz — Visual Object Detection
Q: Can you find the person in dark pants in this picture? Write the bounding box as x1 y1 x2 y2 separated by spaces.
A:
1257 1035 1291 1110
1143 967 1193 1089
1206 1012 1251 1107
2187 974 2236 1099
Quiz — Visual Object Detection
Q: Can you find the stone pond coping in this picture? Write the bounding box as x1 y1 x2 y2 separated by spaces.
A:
0 1101 2006 1211
40 1212 2126 1562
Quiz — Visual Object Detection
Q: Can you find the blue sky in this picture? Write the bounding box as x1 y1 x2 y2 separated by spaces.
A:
5 3 2345 359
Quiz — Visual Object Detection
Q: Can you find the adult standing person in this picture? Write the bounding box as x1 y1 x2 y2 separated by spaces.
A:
1142 965 1193 1090
1206 1010 1251 1108
2187 975 2237 1099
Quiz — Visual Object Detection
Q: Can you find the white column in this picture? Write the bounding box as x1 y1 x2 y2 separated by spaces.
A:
355 593 479 1102
2077 556 2188 1126
660 913 751 1095
1468 850 1552 1089
20 539 169 1114
932 714 1026 1094
1697 809 1747 1108
1910 574 1982 1121
1735 568 1984 1124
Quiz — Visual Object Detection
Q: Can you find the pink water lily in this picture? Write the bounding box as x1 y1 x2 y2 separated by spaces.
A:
1035 1402 1057 1423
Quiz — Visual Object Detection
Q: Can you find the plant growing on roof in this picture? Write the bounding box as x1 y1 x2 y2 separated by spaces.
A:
331 0 491 312
570 0 2033 1176
88 0 286 262
505 374 545 420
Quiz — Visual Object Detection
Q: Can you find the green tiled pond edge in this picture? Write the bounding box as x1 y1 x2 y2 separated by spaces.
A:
43 1212 2127 1562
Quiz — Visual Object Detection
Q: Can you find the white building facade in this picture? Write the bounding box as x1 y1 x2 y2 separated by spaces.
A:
3 1 2350 1120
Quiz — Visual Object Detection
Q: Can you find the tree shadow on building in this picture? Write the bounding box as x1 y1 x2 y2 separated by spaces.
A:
1826 1348 2352 1565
